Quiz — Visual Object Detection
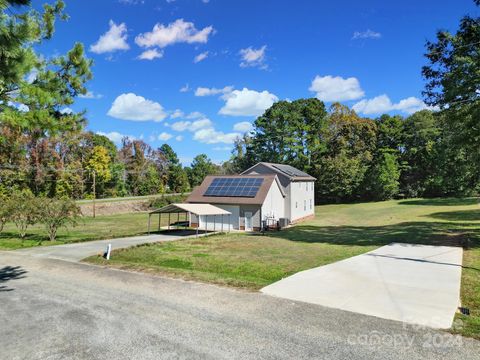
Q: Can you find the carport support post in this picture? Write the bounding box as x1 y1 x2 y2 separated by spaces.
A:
177 212 180 228
158 213 161 232
196 216 199 237
221 214 224 233
168 212 171 230
213 215 216 233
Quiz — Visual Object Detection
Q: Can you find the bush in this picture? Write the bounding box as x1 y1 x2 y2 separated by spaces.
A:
38 198 81 241
149 194 188 209
7 190 41 239
0 196 9 233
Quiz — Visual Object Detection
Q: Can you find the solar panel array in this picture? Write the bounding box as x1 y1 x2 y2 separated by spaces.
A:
204 177 264 198
272 164 310 177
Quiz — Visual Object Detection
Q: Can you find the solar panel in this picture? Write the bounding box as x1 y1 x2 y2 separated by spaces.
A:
204 177 263 197
271 164 310 177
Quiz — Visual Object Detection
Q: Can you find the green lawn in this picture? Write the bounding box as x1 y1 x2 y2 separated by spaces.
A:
86 198 480 339
0 212 187 250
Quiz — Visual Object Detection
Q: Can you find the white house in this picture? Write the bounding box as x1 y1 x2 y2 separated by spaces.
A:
186 162 316 231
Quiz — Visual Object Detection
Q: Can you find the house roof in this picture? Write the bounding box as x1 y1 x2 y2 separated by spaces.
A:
241 162 316 181
186 174 284 205
150 203 231 216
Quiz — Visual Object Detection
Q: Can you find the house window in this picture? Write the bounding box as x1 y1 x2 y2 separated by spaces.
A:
296 202 298 208
310 199 312 209
304 200 306 211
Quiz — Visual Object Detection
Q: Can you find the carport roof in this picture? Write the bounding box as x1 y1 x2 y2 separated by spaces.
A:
150 203 232 216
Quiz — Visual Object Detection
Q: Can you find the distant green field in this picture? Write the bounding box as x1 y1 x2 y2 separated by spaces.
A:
0 212 187 250
86 198 480 339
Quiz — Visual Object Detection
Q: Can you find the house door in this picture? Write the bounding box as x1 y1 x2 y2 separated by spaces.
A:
244 212 253 231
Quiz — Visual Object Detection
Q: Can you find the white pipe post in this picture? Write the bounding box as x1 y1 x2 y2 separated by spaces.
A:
148 214 151 234
105 243 112 260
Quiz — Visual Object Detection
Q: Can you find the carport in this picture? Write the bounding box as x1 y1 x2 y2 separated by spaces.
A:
148 203 232 237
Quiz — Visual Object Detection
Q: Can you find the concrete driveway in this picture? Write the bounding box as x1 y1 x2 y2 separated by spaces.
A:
1 251 478 360
262 243 463 329
12 230 198 262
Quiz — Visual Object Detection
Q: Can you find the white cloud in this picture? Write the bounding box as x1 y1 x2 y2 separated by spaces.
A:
193 128 240 144
185 111 205 119
170 109 184 118
175 135 183 141
194 86 233 97
352 94 430 115
233 121 253 132
179 83 190 92
171 121 190 131
158 132 173 141
96 131 134 144
352 29 382 40
25 69 38 84
239 45 267 69
8 101 29 112
194 51 209 63
107 93 167 121
90 20 130 54
170 118 213 132
219 88 278 116
60 107 73 114
138 48 163 60
309 75 365 102
135 19 214 48
79 90 103 99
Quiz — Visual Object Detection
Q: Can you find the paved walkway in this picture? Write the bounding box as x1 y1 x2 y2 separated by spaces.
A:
12 230 198 262
262 243 463 329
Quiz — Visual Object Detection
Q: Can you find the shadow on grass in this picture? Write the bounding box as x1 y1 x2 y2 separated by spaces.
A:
0 266 27 292
428 210 480 222
399 197 479 206
270 221 479 249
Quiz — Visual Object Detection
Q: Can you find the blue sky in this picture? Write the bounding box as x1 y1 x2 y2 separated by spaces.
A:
37 0 478 165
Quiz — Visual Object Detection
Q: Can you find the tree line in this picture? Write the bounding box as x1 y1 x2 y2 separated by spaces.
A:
0 1 220 199
0 0 478 204
224 1 480 203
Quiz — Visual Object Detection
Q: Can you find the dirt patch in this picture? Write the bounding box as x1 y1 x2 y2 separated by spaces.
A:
80 200 151 216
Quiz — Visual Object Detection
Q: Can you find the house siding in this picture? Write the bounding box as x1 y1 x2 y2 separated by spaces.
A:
290 181 315 222
239 205 261 230
242 163 290 189
261 180 285 223
190 204 240 230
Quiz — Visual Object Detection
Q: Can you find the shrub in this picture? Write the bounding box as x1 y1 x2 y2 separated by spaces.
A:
38 198 81 241
7 190 40 239
0 196 9 233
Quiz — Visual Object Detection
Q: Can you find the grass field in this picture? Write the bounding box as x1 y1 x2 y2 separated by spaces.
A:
0 212 187 250
86 198 480 338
